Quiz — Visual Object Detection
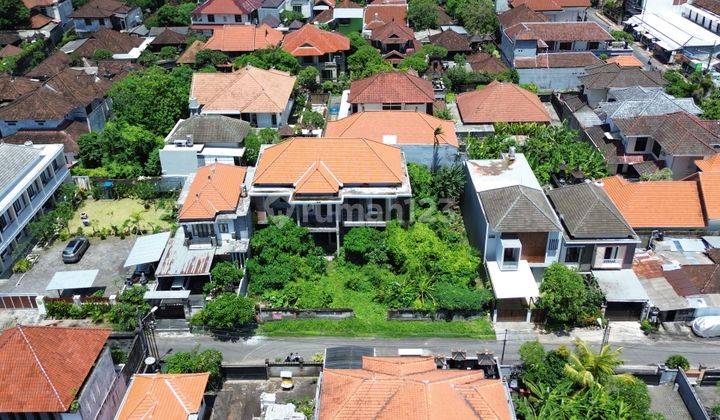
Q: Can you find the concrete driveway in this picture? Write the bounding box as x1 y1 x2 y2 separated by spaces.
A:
0 236 136 297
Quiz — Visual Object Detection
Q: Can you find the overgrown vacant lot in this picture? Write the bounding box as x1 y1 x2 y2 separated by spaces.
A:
68 198 173 233
257 263 496 339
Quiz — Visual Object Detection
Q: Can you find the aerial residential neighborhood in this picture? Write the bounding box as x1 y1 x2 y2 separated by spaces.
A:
5 0 720 418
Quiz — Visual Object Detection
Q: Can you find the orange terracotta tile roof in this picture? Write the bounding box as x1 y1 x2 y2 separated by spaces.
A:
699 171 720 221
193 0 262 15
191 65 296 113
253 137 405 193
179 163 247 221
319 356 512 420
601 175 706 229
325 110 458 147
205 24 282 52
22 0 55 8
695 154 720 172
116 373 209 420
0 326 110 413
369 20 414 43
282 24 350 57
457 81 551 124
29 14 54 29
606 54 643 67
348 71 434 104
364 4 408 29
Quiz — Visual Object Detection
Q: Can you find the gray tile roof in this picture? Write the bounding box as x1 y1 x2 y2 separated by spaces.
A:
0 143 41 195
478 185 561 233
579 63 666 90
547 182 635 239
614 111 719 156
168 115 251 144
598 87 702 121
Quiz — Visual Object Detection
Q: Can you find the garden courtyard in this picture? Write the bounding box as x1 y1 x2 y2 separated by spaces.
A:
68 198 174 234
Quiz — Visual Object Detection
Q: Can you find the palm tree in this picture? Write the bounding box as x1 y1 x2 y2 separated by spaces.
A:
563 339 634 389
431 126 443 174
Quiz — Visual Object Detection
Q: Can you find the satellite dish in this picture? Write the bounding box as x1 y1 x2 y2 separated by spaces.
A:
144 356 156 366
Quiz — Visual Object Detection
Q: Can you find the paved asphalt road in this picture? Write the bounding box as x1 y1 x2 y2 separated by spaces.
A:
156 333 720 367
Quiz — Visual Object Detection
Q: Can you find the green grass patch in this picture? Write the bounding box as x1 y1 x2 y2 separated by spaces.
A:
68 198 173 233
257 263 496 339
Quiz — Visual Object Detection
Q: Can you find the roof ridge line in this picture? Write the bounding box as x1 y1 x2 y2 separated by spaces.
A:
521 186 560 228
16 325 67 411
164 377 191 414
362 138 404 183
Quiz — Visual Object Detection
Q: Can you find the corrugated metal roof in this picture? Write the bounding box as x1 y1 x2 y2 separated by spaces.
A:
123 232 171 267
592 269 649 302
155 229 214 277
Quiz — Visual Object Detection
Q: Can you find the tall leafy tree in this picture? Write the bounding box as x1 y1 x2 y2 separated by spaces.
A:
408 0 439 30
233 47 300 74
564 339 633 388
108 66 192 136
537 263 603 329
0 0 30 30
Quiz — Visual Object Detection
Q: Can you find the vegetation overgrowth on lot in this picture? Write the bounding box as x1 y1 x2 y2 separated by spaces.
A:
251 164 495 338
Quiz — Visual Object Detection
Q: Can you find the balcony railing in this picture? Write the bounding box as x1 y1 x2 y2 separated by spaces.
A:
602 258 623 265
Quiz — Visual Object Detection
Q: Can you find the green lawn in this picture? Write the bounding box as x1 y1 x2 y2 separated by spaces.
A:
257 264 496 339
68 198 173 233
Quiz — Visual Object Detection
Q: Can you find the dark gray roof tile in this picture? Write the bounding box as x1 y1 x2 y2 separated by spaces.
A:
479 185 561 232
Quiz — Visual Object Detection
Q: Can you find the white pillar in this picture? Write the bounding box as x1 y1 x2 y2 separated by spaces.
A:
36 295 46 316
72 294 82 307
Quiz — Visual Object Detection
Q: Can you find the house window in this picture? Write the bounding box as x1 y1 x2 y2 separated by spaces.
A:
382 103 402 110
84 18 93 25
7 121 16 126
13 197 25 215
548 238 558 252
234 14 242 22
208 14 215 22
559 42 572 51
587 42 599 50
503 247 517 262
293 5 302 12
0 214 7 232
34 120 45 126
271 114 277 126
603 246 620 261
545 41 556 50
634 137 648 152
192 223 214 237
565 247 582 263
27 183 37 200
219 223 229 233
652 141 662 157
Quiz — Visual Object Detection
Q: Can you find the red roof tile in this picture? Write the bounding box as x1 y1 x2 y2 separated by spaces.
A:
364 4 408 29
457 81 550 124
466 52 509 73
505 21 612 42
205 24 282 52
325 110 458 146
319 356 512 420
369 20 414 44
0 326 110 413
498 4 548 28
348 71 434 104
179 163 247 221
282 24 349 57
117 373 210 420
193 0 262 15
601 175 706 229
511 0 590 11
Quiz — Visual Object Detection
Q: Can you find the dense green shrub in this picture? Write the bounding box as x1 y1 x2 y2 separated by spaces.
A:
432 283 492 311
233 47 300 74
191 293 255 330
164 348 223 390
204 262 244 295
342 227 388 265
665 354 690 370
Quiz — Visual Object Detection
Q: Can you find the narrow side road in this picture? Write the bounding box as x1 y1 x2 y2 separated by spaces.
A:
156 333 720 366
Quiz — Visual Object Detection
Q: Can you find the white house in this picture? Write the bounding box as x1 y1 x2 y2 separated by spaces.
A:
70 0 142 34
463 152 563 322
0 143 69 273
160 115 250 184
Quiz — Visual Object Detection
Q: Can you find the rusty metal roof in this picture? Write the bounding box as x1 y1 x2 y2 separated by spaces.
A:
156 229 214 277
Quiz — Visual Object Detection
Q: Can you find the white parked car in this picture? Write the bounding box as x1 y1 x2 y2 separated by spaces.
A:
691 316 720 338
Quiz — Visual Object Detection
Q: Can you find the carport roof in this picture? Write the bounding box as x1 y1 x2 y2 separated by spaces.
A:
124 232 171 267
324 346 375 369
487 260 539 300
46 269 98 291
592 269 649 302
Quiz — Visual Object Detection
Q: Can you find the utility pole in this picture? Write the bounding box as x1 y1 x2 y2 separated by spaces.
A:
601 321 610 348
500 329 508 365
